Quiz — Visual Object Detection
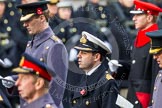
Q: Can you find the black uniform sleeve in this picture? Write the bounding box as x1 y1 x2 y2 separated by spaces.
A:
101 79 119 108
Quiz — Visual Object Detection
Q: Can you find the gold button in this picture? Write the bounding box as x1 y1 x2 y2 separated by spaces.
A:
62 38 66 43
154 86 157 91
7 26 11 32
45 46 49 50
40 58 44 62
8 2 12 8
101 14 106 19
72 28 77 32
4 19 8 24
85 100 90 105
99 6 103 11
73 100 76 104
10 11 14 16
19 9 22 13
60 28 65 32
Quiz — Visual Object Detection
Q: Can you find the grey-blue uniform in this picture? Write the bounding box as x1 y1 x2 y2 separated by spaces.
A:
16 1 68 107
146 29 162 108
21 93 57 108
151 70 162 108
25 27 68 107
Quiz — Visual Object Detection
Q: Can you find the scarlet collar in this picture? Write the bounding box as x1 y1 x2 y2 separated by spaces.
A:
134 24 158 48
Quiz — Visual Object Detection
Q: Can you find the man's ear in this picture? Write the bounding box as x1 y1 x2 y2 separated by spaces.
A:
35 78 44 90
147 15 154 22
94 53 101 61
40 15 46 22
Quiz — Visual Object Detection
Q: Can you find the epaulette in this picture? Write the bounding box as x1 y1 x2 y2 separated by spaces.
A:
45 104 52 108
105 71 114 80
0 95 3 101
50 35 62 43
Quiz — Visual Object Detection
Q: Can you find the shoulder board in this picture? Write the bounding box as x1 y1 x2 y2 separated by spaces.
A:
50 35 62 43
0 95 3 101
106 72 114 80
45 104 52 108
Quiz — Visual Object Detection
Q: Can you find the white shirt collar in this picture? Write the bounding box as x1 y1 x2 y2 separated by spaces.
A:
86 64 101 76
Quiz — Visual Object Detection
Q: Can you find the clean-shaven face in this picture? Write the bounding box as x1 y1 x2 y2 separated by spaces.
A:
77 51 96 72
15 74 37 101
132 14 149 30
23 16 42 35
153 51 162 68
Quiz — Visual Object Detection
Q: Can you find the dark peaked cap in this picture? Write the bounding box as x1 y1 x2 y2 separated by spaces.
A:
16 1 48 22
146 29 162 54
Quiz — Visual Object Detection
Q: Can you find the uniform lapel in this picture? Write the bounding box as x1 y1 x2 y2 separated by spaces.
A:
73 63 107 99
73 75 87 99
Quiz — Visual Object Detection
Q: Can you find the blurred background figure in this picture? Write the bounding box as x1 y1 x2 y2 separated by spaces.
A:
153 0 162 7
49 0 80 44
108 0 136 40
74 0 107 20
47 0 59 18
47 0 59 29
0 0 29 107
0 0 29 70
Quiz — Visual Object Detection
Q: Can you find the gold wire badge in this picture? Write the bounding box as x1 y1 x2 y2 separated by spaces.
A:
80 35 87 44
19 56 25 66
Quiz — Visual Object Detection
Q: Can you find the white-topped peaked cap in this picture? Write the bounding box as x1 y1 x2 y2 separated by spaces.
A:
74 31 112 55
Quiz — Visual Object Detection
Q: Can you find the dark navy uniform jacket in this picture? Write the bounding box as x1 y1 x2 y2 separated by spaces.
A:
21 93 57 108
25 27 68 107
74 2 107 20
127 24 159 108
70 63 119 108
49 15 79 44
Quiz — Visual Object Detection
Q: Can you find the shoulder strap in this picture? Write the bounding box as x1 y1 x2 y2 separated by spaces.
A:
105 71 114 80
0 95 3 101
50 35 62 43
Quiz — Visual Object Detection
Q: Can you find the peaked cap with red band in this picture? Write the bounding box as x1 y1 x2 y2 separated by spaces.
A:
16 1 48 22
130 0 162 16
12 53 52 81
